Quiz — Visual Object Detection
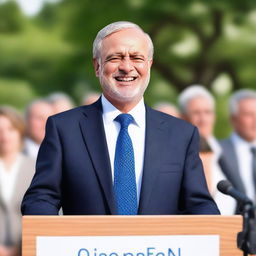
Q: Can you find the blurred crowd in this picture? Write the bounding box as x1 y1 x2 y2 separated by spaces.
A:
0 91 100 256
1 86 256 255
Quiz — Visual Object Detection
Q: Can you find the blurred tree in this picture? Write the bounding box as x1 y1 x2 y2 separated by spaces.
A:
142 0 256 91
0 78 37 110
40 0 256 94
2 0 256 96
1 0 256 137
0 0 25 33
0 0 80 99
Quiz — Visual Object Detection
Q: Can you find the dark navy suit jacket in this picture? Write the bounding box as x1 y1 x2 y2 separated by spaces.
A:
21 99 219 215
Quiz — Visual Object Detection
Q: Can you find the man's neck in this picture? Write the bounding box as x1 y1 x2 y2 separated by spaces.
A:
103 94 142 113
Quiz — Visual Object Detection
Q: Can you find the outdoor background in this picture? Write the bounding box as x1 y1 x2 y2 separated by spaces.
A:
1 0 256 138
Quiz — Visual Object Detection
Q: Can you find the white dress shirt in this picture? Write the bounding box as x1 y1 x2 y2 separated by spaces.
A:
231 132 256 201
23 137 40 159
101 95 146 202
0 154 22 204
207 136 236 215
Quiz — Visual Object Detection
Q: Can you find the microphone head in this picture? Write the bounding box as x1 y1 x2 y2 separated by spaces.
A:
217 180 232 195
217 180 253 206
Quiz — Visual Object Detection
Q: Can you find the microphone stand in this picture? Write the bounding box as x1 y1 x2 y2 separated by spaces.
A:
237 202 256 256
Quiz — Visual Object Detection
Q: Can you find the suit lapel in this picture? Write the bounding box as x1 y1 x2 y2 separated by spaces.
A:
138 107 167 213
220 139 246 193
79 99 116 214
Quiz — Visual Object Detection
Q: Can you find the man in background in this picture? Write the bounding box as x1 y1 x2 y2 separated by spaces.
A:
153 101 180 118
23 99 53 159
47 92 74 114
81 91 100 105
219 89 256 213
178 85 236 214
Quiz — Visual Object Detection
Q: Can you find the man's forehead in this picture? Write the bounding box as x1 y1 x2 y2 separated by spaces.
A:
102 28 148 46
102 31 149 52
188 96 214 106
106 50 146 56
239 98 256 104
237 98 256 111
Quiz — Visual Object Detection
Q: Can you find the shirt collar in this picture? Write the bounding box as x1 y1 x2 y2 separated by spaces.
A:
101 94 145 127
231 132 256 148
207 135 221 156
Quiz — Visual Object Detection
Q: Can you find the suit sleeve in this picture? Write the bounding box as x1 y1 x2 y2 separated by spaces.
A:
180 127 220 214
21 116 62 215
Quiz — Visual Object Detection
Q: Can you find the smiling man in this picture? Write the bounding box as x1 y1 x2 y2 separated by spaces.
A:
21 21 219 215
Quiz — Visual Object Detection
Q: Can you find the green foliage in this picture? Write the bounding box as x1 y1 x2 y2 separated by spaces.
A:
0 78 37 110
214 93 232 138
1 0 256 137
0 21 78 96
0 1 25 33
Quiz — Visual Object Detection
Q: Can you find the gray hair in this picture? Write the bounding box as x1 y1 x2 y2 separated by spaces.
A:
46 92 74 106
93 21 154 60
82 91 100 105
229 89 256 115
154 101 178 110
178 85 215 115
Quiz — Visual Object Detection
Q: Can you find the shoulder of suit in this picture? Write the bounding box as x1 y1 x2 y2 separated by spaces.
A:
49 104 97 122
219 137 233 147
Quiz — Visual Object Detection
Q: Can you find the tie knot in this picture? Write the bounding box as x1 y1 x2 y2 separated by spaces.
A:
115 114 134 129
251 147 256 156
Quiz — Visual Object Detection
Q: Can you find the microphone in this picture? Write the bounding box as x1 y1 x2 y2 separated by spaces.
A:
218 181 256 254
217 180 253 205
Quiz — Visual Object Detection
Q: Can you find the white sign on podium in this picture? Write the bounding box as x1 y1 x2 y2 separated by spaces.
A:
37 235 219 256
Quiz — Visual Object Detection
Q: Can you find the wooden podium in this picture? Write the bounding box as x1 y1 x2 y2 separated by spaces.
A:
22 215 243 256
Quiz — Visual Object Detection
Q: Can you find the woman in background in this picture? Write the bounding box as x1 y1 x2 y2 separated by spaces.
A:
0 106 35 256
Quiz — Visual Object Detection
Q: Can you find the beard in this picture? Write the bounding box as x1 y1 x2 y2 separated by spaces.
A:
99 71 150 104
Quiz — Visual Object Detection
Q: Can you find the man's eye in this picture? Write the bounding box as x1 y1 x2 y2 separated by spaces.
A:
132 57 145 61
108 57 121 61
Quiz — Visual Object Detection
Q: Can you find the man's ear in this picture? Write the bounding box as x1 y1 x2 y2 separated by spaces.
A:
93 58 100 77
230 115 236 126
149 59 153 68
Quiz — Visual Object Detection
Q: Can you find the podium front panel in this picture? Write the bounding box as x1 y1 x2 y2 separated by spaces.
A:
22 215 242 256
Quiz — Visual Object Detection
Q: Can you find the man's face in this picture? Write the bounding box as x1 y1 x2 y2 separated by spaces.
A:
52 100 73 114
231 98 256 142
185 97 215 138
27 102 53 144
93 28 152 110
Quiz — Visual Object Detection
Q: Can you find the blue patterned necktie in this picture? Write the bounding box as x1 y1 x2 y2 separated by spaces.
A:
114 113 137 215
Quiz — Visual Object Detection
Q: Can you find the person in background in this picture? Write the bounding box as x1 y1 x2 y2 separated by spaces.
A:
46 92 74 114
81 91 100 105
21 21 219 216
178 85 236 214
153 101 180 118
23 99 54 159
0 106 35 256
219 89 256 213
